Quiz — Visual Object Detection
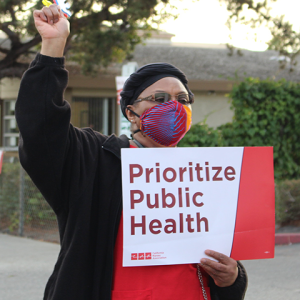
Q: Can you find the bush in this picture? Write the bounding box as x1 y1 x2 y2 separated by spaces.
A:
223 78 300 180
180 77 300 181
0 158 20 231
178 122 223 147
0 155 56 232
179 78 300 225
275 179 300 226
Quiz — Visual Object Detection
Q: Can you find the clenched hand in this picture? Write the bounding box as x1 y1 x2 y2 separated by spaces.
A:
33 4 70 57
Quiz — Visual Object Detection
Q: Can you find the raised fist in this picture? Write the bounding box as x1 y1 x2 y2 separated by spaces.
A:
33 4 70 41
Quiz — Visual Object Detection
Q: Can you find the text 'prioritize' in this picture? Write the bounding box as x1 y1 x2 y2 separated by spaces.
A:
128 161 236 236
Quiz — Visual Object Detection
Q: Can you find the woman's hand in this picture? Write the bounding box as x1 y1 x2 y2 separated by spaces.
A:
200 250 238 287
33 4 70 57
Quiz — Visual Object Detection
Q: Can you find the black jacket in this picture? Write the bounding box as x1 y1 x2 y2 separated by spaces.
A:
15 53 247 300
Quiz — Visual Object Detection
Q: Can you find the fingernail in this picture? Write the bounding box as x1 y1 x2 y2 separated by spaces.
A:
54 18 59 23
201 259 207 264
50 20 53 24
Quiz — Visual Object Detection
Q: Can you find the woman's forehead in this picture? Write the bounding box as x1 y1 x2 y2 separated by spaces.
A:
138 77 187 98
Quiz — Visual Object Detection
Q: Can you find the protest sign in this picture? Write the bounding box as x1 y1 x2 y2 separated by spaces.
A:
121 147 275 267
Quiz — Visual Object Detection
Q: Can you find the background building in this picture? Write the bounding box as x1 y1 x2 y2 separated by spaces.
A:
1 31 299 149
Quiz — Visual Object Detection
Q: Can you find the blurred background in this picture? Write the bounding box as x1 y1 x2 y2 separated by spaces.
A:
0 1 299 299
1 0 299 244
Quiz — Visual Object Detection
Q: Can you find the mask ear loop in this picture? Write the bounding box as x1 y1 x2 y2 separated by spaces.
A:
126 107 142 138
131 129 141 138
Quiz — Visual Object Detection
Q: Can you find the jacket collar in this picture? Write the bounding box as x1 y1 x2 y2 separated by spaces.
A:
102 134 130 159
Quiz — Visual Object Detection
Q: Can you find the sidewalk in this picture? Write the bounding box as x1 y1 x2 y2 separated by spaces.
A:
0 233 59 300
1 233 300 300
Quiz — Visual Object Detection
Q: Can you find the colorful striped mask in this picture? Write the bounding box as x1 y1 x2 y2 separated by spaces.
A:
137 100 192 147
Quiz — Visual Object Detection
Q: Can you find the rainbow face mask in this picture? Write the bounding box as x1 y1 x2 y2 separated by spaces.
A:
132 100 192 147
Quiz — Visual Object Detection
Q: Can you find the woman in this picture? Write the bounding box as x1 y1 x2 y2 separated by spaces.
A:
16 4 247 300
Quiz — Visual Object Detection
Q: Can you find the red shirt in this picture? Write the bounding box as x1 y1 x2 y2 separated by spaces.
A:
112 145 211 299
112 215 211 300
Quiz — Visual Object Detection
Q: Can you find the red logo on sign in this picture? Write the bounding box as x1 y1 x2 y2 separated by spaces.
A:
145 252 152 260
131 253 137 260
138 253 145 260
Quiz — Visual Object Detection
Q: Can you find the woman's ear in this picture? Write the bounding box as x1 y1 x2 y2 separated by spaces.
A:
126 105 137 123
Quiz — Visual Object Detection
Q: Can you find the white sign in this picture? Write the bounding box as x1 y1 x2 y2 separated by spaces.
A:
121 147 244 267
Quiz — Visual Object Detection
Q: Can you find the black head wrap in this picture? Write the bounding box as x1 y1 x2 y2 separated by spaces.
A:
120 62 194 118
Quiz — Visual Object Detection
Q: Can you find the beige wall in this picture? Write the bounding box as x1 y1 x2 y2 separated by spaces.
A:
0 78 21 148
0 78 20 99
0 78 235 137
191 92 234 128
71 88 116 98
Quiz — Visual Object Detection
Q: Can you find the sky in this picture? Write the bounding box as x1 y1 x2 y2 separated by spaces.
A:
159 0 300 51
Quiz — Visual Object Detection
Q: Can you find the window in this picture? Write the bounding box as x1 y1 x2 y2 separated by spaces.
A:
71 97 115 135
1 97 116 148
3 100 19 149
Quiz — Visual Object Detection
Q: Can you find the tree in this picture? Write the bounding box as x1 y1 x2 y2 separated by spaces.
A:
220 0 300 71
0 0 175 80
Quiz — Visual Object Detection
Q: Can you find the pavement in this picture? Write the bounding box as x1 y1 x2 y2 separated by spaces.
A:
0 234 59 300
242 243 300 299
1 233 300 300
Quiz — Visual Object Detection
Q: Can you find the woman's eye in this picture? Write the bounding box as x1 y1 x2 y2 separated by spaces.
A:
155 97 165 103
177 95 189 104
178 101 186 105
178 98 187 104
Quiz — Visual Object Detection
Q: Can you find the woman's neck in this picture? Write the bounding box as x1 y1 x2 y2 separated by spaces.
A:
130 132 165 148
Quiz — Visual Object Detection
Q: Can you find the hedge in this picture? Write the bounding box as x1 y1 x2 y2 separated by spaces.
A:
179 77 300 225
179 77 300 181
275 179 300 226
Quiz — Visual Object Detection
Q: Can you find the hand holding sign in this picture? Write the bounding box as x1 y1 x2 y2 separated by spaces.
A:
200 250 238 287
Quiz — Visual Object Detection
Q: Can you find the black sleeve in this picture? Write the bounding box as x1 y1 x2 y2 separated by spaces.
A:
210 261 248 300
15 53 99 213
